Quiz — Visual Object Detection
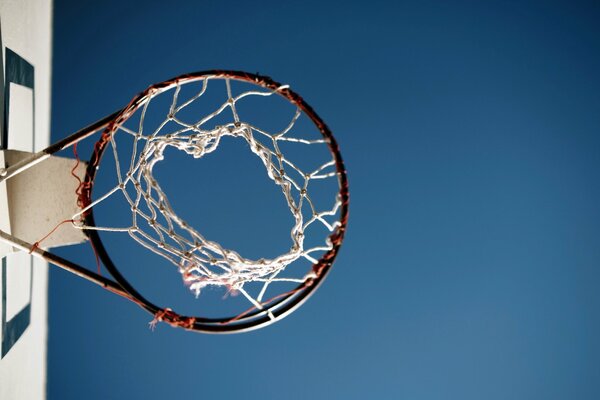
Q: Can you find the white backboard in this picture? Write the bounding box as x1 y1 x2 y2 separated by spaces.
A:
0 0 52 399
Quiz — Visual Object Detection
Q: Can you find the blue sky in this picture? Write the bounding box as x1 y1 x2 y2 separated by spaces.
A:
49 1 600 399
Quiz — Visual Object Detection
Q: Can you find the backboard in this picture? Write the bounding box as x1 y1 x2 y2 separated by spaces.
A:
0 0 52 399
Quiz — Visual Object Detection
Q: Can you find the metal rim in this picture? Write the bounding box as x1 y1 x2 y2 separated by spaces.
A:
81 70 349 333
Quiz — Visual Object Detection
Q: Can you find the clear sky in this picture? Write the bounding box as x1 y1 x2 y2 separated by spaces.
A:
49 1 600 399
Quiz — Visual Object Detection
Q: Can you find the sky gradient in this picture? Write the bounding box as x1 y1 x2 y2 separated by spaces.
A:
49 1 600 399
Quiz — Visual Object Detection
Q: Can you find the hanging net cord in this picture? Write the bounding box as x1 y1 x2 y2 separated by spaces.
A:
72 77 343 310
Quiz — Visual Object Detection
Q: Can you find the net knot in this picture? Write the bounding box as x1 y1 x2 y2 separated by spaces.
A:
149 308 196 331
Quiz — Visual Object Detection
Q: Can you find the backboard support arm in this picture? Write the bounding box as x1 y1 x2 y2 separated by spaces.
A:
0 109 122 183
0 227 149 312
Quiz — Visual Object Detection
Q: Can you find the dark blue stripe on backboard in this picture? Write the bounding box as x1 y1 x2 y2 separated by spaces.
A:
1 46 35 358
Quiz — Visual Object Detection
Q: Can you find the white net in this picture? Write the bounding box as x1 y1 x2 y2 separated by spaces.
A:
72 75 343 313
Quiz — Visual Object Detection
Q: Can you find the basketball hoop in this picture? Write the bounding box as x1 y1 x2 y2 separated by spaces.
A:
0 70 349 333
